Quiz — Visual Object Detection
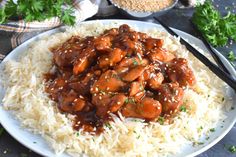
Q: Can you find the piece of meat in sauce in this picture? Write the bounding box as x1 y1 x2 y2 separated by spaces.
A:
157 82 184 114
92 93 127 118
122 97 162 120
166 58 196 87
91 70 126 94
45 24 197 134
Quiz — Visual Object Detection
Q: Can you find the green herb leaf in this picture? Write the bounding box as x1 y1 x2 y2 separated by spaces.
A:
158 116 165 125
0 127 4 136
0 0 76 25
228 51 236 62
132 58 139 66
210 128 215 132
61 8 76 26
192 1 236 47
105 123 112 129
20 153 28 157
228 145 236 153
180 105 187 112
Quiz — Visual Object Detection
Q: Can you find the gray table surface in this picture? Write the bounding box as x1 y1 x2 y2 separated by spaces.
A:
1 0 236 156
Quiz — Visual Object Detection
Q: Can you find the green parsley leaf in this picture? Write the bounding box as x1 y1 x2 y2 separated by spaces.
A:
180 105 187 112
0 127 4 136
137 135 141 139
105 123 112 129
222 97 225 102
192 1 236 47
61 8 76 26
158 116 165 125
125 98 136 104
228 145 236 153
0 0 76 26
210 128 215 132
193 141 204 146
20 153 28 157
132 58 139 66
228 51 236 62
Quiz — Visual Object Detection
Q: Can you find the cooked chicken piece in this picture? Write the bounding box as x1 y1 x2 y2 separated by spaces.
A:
69 71 99 96
129 81 144 96
109 94 127 112
73 48 96 75
167 58 196 86
91 70 125 94
145 38 163 50
94 35 112 52
98 48 126 68
148 48 175 62
59 90 86 112
122 65 146 82
157 82 184 114
92 94 112 118
122 97 162 120
147 72 164 90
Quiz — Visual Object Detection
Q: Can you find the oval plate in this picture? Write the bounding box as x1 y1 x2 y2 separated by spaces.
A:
0 20 236 157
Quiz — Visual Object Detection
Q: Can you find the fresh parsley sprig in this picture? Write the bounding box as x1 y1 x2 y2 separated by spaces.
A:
0 0 76 26
192 1 236 47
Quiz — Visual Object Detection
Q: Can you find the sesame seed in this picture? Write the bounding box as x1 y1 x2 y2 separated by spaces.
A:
50 88 54 91
79 95 84 99
117 102 121 104
164 97 167 101
99 96 102 100
74 99 78 102
95 87 99 91
105 58 109 61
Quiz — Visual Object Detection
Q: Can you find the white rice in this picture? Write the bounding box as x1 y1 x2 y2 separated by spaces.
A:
0 22 232 157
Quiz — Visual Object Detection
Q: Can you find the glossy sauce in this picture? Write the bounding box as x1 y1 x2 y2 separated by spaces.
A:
45 24 196 134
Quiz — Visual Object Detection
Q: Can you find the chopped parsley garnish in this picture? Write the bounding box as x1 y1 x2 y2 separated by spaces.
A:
206 137 210 140
222 97 225 102
180 105 187 112
228 51 236 62
125 98 136 104
76 132 80 136
33 141 37 144
198 126 203 131
0 0 76 25
20 153 28 157
192 1 236 47
132 58 139 66
228 145 236 153
137 135 141 139
193 141 204 146
231 107 235 110
158 117 165 125
132 119 143 122
105 123 112 129
210 128 215 132
0 127 4 136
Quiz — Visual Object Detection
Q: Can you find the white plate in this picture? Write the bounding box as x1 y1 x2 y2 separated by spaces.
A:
0 20 236 157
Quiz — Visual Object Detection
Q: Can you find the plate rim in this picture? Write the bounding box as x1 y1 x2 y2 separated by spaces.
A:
0 19 236 157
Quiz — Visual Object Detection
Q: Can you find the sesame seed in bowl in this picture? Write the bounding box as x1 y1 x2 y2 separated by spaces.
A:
110 0 178 19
